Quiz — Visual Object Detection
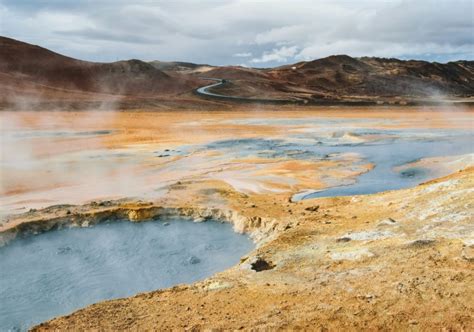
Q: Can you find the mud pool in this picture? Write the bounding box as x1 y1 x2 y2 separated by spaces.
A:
0 218 253 330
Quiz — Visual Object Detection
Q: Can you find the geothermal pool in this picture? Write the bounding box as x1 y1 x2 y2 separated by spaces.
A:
288 129 474 200
0 218 253 330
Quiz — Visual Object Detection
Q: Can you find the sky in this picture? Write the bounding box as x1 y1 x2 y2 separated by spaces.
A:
0 0 473 67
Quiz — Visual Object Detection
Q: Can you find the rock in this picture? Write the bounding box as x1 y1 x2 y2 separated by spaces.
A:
407 239 436 248
239 255 249 263
336 237 351 242
246 256 275 272
357 294 376 301
305 205 320 212
250 216 261 227
163 222 170 226
378 218 397 226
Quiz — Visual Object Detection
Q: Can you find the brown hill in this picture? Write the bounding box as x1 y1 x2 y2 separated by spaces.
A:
273 55 474 97
1 36 473 106
200 55 474 103
0 36 201 101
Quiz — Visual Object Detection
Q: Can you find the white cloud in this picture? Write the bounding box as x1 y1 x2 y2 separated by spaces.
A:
0 0 472 66
251 45 298 63
255 25 307 45
233 52 252 57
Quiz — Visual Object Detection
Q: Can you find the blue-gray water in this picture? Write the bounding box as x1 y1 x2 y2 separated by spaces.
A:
197 128 473 201
0 218 253 331
295 132 473 199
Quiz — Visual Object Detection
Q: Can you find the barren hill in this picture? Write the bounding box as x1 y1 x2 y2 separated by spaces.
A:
1 36 473 106
0 36 201 103
199 55 474 103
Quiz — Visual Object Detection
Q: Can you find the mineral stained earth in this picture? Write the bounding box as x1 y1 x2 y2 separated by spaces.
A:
0 108 472 330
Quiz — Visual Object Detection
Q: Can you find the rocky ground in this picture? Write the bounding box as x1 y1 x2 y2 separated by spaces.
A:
0 166 470 330
0 108 472 330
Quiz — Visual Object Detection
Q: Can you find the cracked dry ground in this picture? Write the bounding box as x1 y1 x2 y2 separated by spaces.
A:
29 167 474 331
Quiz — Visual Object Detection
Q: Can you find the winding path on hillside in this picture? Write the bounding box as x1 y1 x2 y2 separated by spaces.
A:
194 77 301 104
195 78 230 98
194 78 379 105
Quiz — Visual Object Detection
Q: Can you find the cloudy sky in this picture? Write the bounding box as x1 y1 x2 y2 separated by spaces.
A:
0 0 472 67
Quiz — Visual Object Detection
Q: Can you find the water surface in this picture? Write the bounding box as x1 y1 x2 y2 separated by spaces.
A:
295 131 473 199
0 218 253 331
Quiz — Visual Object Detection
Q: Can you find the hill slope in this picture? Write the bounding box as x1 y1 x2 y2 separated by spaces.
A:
0 37 201 101
1 36 473 106
199 55 474 103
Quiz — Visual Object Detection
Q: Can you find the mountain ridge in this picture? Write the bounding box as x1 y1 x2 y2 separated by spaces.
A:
1 36 472 106
0 36 201 99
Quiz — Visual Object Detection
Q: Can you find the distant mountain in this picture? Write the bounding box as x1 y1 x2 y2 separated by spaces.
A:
195 55 474 103
0 36 201 100
273 55 473 99
1 36 472 106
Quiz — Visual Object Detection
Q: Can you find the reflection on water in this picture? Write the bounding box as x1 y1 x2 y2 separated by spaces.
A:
0 218 253 331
